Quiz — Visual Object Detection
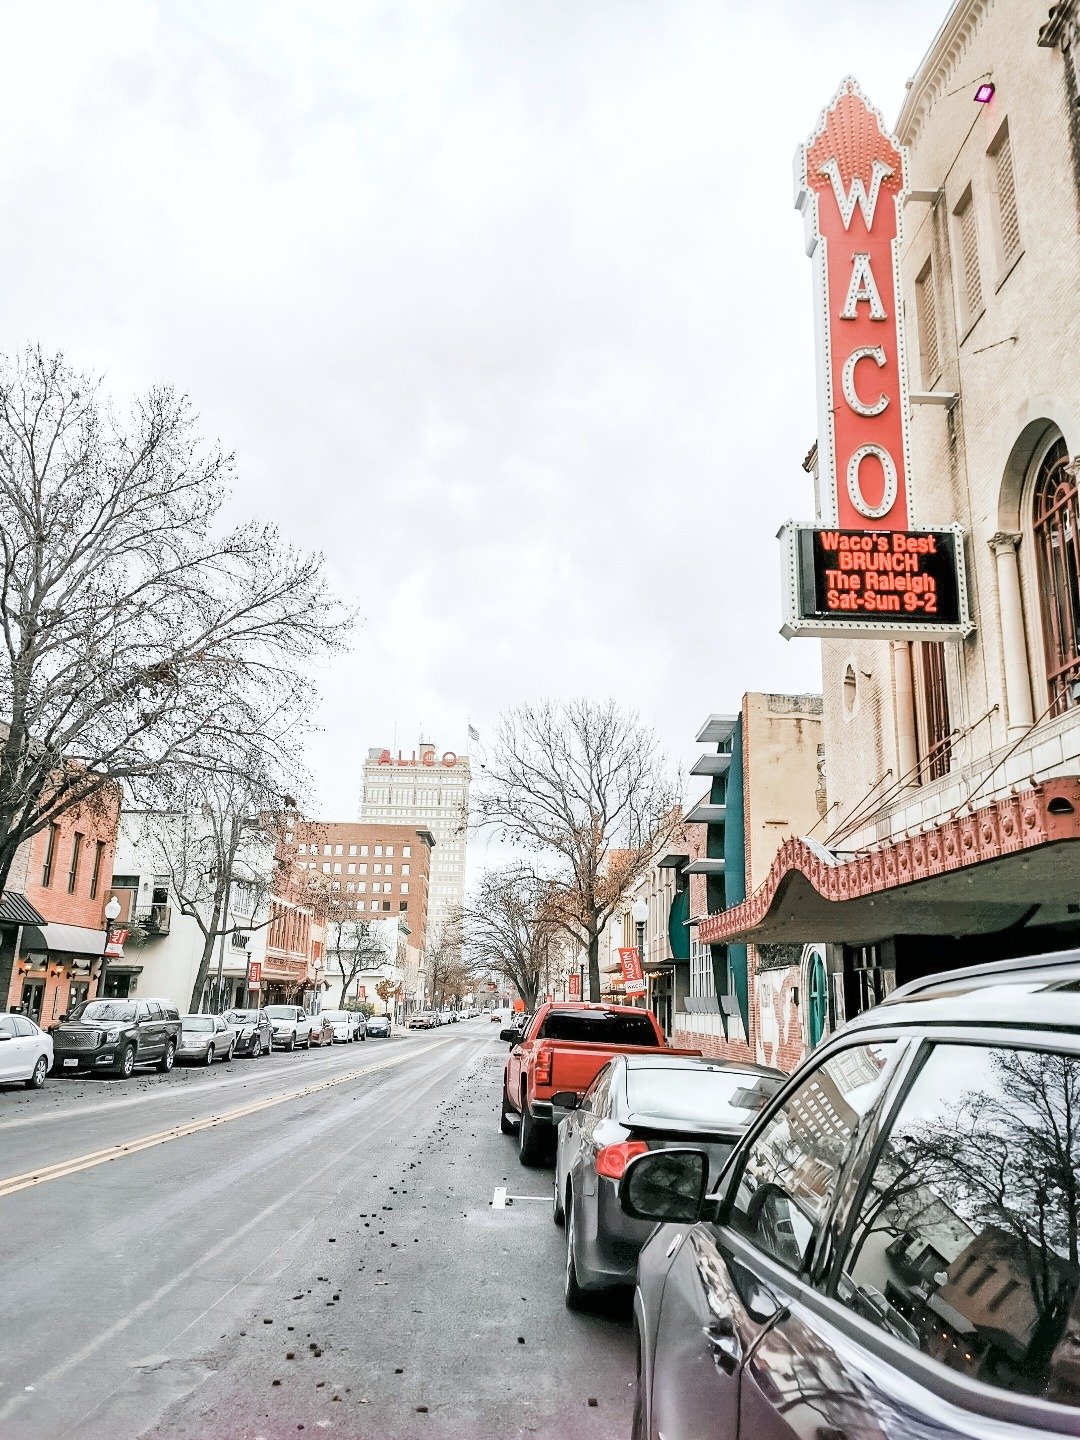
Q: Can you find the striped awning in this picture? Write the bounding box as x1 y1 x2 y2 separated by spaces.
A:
0 891 45 926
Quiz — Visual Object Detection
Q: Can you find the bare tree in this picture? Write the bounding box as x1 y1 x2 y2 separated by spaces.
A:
474 699 680 1000
0 347 347 897
424 905 475 1010
461 864 564 1009
130 763 301 1013
329 917 390 1008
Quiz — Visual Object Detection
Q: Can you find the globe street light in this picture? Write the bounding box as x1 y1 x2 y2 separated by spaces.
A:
99 895 123 998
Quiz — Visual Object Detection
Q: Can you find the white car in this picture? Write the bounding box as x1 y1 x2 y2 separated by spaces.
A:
264 1004 312 1051
321 1009 366 1043
0 1013 53 1088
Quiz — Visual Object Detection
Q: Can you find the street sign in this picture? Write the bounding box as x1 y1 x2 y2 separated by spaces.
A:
618 948 647 998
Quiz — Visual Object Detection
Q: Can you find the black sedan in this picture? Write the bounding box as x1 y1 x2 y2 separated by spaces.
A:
222 1009 273 1057
553 1054 783 1309
617 950 1080 1440
366 1016 391 1038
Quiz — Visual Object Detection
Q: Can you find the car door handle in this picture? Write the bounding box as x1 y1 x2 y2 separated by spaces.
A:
704 1317 742 1374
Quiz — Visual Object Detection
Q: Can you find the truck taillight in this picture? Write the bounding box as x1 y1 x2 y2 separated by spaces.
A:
595 1141 649 1181
535 1048 552 1086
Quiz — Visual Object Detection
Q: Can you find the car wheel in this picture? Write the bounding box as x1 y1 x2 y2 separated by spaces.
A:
564 1187 588 1310
518 1091 548 1167
500 1081 517 1136
204 1045 214 1066
359 1031 366 1041
227 1042 235 1061
251 1037 262 1058
26 1055 48 1089
552 1171 565 1226
118 1045 136 1079
286 1034 295 1052
158 1041 176 1073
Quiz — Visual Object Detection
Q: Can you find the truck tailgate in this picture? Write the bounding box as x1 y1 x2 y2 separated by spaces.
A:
548 1043 702 1094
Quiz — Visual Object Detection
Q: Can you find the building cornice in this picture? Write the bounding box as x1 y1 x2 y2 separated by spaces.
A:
896 0 994 148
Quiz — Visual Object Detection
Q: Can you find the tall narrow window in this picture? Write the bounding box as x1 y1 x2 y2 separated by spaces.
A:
1033 437 1080 714
41 823 59 887
67 833 83 893
913 642 951 782
915 259 940 385
953 188 983 330
989 122 1021 271
89 840 105 899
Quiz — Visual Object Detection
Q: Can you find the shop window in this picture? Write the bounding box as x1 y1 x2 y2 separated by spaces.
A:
914 641 952 782
1032 437 1080 714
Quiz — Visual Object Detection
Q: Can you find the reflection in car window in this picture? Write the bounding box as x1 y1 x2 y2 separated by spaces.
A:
837 1043 1080 1408
730 1042 898 1273
626 1066 785 1127
182 1016 215 1032
0 1015 16 1038
69 1001 137 1023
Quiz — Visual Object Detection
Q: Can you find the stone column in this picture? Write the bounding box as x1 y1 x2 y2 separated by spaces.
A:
891 640 918 783
989 531 1035 737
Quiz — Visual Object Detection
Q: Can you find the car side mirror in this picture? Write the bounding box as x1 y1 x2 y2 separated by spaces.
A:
499 1028 518 1043
57 1014 68 1023
0 1032 11 1042
618 1148 711 1224
551 1091 579 1110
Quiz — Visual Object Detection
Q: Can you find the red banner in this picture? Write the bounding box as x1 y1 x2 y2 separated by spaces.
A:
247 960 262 987
567 973 581 999
104 927 128 959
618 948 647 997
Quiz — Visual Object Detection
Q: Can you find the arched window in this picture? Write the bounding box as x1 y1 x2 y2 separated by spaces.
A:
1032 437 1080 714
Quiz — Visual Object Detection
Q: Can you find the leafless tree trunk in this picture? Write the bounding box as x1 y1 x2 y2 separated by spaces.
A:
0 346 348 902
460 865 563 1009
473 699 680 1001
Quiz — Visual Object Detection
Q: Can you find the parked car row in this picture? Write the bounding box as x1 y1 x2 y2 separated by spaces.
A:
499 952 1080 1440
0 1000 390 1087
406 1008 476 1029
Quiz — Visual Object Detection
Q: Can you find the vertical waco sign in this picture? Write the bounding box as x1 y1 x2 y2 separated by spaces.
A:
781 78 972 640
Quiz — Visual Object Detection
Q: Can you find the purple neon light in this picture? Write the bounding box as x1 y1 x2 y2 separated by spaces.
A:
974 83 995 103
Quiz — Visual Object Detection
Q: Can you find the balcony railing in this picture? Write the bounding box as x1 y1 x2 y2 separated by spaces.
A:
133 903 171 935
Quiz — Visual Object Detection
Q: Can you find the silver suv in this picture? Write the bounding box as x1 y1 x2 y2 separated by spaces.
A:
263 1004 311 1051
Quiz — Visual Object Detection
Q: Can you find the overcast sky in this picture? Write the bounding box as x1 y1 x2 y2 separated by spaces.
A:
0 0 951 863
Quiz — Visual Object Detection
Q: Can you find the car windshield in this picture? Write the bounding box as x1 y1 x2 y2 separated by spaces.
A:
322 1011 349 1023
68 1001 136 1023
265 1006 297 1019
537 1010 660 1046
181 1016 215 1032
625 1065 785 1127
224 1011 257 1023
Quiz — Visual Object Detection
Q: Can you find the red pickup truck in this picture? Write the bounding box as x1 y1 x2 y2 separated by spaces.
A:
500 1001 701 1164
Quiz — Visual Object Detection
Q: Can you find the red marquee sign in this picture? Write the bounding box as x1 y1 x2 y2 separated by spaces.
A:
377 749 460 768
795 78 910 530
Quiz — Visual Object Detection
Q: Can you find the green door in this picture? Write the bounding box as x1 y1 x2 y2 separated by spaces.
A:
807 952 828 1048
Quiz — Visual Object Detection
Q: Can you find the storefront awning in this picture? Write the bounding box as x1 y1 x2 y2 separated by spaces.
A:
699 778 1080 947
0 891 45 926
22 922 107 959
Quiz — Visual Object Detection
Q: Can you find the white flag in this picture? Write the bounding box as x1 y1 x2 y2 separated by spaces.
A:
468 724 479 742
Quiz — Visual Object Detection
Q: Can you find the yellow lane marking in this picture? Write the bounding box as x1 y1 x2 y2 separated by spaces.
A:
0 1039 446 1200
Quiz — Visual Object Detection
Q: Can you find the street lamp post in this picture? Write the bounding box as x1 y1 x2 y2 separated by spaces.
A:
632 898 649 1009
99 895 122 998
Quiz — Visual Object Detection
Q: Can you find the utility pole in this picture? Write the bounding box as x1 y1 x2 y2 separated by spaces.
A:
211 815 242 1013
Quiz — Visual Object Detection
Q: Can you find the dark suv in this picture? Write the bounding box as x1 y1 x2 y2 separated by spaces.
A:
52 997 182 1078
619 949 1080 1440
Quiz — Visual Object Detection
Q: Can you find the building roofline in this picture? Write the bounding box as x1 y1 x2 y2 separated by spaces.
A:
895 0 991 146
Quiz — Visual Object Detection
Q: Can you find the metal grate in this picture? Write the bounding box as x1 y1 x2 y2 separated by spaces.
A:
994 130 1021 263
1033 439 1080 715
916 260 940 384
956 191 983 322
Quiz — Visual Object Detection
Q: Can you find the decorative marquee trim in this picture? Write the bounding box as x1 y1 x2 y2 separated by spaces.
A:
699 777 1080 945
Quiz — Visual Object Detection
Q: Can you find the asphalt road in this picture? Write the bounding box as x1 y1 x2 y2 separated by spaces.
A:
0 1025 634 1440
